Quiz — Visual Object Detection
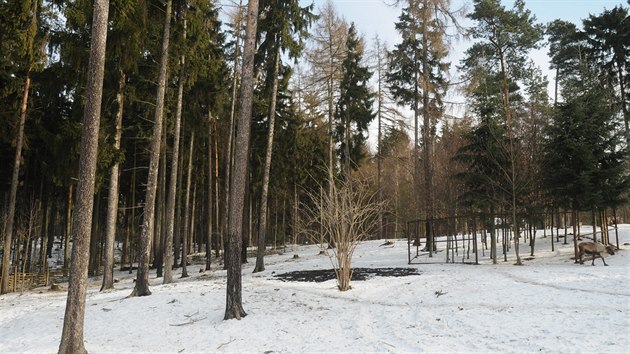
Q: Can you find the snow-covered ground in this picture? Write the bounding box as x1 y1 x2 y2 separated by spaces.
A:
1 225 629 353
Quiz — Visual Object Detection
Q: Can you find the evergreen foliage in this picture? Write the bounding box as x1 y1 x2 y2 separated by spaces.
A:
335 23 375 175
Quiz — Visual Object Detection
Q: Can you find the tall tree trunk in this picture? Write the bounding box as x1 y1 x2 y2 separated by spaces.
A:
421 0 434 256
1 74 30 294
412 66 421 248
64 184 73 275
101 70 125 291
327 33 335 208
213 117 221 259
206 114 213 271
498 48 522 266
58 0 109 351
174 132 185 268
163 12 186 284
89 191 101 276
193 184 199 252
254 48 281 273
155 122 168 277
131 0 172 297
376 39 383 240
617 60 629 144
223 0 244 261
225 0 259 320
181 132 194 278
241 167 251 264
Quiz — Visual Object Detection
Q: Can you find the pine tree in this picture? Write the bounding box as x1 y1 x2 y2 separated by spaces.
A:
131 0 173 297
468 0 543 265
583 4 630 144
253 0 315 273
58 0 110 351
101 0 148 292
225 0 260 320
546 19 582 105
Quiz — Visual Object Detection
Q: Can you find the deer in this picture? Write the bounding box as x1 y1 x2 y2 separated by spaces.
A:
577 241 615 266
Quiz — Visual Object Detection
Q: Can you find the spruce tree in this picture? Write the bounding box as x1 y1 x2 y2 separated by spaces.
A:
335 23 375 180
252 0 315 273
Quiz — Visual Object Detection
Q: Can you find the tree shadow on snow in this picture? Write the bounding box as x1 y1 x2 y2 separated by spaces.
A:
273 267 421 282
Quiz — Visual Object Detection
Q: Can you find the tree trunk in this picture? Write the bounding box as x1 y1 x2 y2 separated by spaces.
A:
174 131 185 268
58 0 109 351
376 38 383 240
223 0 244 263
181 132 194 279
241 168 250 264
572 210 579 263
214 120 220 259
498 47 521 266
155 122 168 277
101 70 125 291
131 0 172 297
1 74 30 294
64 184 73 275
163 13 186 283
89 191 101 276
225 0 259 321
206 114 213 271
421 0 434 256
617 60 629 144
254 48 281 273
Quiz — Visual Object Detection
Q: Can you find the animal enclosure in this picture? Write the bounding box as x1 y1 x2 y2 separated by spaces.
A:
406 210 622 265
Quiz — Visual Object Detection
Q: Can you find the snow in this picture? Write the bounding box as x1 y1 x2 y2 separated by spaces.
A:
1 226 629 353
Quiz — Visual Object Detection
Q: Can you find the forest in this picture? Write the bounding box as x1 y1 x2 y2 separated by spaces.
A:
0 0 629 351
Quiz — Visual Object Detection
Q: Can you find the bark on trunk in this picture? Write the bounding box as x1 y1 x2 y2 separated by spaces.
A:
131 0 172 297
58 0 109 352
101 70 125 291
222 0 244 261
181 132 194 278
225 0 259 320
254 48 281 273
163 14 186 284
206 114 213 271
498 47 521 266
421 0 434 256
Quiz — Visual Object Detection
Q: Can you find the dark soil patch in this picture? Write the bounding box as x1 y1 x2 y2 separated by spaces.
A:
273 267 420 282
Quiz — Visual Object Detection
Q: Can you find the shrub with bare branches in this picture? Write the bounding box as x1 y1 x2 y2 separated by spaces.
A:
299 179 383 291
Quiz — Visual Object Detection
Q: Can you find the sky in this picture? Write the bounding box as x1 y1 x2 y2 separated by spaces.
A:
215 0 626 149
295 0 626 149
302 0 626 50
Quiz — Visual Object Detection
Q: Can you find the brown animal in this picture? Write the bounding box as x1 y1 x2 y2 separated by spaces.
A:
577 242 615 266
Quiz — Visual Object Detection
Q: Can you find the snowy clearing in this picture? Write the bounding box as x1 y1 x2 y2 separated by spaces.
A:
1 225 629 353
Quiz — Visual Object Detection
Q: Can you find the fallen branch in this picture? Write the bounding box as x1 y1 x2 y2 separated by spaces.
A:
169 317 207 327
217 338 236 350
